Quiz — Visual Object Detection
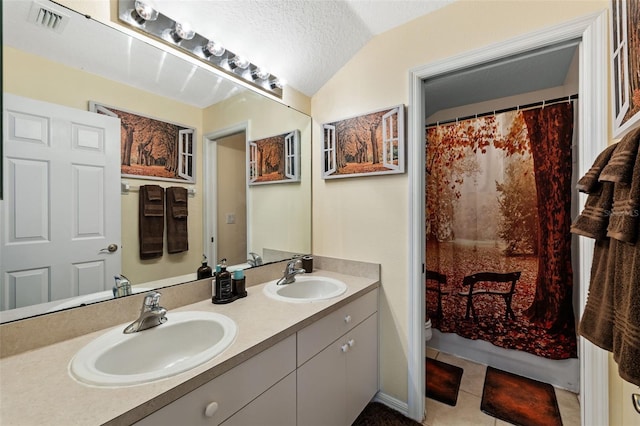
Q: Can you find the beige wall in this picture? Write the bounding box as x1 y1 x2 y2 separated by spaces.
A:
311 0 607 404
216 133 248 266
3 47 205 285
203 94 312 261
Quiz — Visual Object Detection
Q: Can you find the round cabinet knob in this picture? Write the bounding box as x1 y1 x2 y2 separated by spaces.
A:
204 401 219 417
344 315 352 324
341 344 349 353
348 339 355 348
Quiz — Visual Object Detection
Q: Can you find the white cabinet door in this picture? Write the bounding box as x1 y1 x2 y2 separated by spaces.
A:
1 94 121 310
298 312 379 426
221 372 296 426
297 338 347 426
346 313 379 425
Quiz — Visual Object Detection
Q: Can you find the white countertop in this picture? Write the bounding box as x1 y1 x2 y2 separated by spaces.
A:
0 270 378 426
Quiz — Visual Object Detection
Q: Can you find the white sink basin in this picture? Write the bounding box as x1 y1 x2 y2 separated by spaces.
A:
263 276 347 302
69 311 237 387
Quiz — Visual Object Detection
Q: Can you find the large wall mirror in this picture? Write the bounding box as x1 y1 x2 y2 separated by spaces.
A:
1 0 311 323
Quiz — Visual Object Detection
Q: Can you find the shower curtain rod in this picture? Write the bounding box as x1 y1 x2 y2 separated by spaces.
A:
425 93 578 129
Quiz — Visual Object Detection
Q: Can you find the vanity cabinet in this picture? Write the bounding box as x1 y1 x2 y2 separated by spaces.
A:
297 289 379 426
134 289 378 426
135 334 296 426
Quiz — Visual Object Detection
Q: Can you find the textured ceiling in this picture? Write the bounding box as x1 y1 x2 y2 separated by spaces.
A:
148 0 456 96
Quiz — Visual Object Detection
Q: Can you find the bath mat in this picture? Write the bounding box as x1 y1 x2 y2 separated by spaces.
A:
352 402 422 426
425 357 463 406
481 366 562 426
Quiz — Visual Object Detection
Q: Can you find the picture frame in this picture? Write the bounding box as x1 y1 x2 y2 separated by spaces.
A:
90 102 196 183
321 104 405 179
610 0 640 138
248 129 301 185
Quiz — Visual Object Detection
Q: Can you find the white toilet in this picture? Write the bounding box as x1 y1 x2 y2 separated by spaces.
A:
425 318 433 342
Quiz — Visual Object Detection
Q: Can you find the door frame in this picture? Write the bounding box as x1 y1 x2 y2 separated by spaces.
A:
203 122 249 266
407 11 609 424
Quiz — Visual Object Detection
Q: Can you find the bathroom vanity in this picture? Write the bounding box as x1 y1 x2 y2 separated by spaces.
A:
0 259 379 426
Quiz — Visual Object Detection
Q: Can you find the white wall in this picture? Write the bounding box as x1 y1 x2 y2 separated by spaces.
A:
311 0 607 404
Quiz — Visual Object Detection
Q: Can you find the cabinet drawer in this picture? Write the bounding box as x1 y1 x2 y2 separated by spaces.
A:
135 334 296 426
297 289 377 366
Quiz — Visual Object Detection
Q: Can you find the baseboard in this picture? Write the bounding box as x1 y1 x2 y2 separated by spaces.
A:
372 392 410 417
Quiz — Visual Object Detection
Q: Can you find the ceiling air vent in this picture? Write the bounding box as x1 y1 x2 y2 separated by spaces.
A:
27 1 70 34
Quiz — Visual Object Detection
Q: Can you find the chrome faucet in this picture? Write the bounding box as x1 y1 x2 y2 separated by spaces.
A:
277 259 305 285
123 291 167 334
247 252 263 267
112 274 132 298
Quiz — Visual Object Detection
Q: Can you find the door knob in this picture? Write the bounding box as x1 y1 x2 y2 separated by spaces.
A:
100 244 118 253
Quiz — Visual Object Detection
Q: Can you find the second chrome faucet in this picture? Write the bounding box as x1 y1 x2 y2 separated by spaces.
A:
277 259 306 285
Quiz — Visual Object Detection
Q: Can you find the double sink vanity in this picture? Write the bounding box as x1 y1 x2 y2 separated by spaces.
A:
0 257 380 425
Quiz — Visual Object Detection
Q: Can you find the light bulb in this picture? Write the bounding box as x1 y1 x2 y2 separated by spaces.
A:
229 55 250 70
251 67 271 80
203 41 225 57
270 78 284 89
132 1 158 24
170 22 195 43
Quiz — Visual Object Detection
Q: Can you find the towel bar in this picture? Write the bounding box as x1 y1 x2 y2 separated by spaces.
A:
121 181 196 197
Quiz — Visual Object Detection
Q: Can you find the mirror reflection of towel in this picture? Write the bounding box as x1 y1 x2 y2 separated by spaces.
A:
139 185 164 259
166 187 188 253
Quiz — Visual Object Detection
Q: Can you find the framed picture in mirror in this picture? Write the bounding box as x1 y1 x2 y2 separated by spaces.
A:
90 102 196 182
321 104 405 179
248 129 301 185
610 0 640 138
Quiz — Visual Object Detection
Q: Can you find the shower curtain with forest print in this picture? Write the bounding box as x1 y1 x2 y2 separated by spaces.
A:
425 102 577 359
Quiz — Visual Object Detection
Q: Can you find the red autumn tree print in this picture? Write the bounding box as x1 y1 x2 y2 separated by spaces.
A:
425 103 577 360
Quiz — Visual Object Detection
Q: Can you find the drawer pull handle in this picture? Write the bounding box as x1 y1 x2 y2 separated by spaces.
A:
204 401 219 417
341 344 349 353
344 315 352 324
348 339 355 348
633 393 640 414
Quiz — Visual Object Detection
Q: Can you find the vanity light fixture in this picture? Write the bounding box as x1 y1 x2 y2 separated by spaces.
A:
118 0 283 98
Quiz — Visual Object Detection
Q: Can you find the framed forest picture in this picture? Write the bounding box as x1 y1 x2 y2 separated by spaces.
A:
248 130 300 185
610 0 640 138
321 105 405 179
90 102 196 182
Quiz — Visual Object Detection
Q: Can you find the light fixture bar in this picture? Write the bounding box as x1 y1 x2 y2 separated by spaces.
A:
118 0 283 98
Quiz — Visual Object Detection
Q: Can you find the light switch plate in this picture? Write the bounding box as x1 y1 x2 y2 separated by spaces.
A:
226 213 235 224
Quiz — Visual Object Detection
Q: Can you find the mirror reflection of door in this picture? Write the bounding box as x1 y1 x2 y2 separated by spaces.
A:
1 94 121 310
215 132 247 266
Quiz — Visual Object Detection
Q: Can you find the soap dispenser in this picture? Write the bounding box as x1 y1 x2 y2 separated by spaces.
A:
212 258 235 304
197 254 213 279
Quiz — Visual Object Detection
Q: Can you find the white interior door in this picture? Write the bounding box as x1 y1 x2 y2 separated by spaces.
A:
1 94 121 310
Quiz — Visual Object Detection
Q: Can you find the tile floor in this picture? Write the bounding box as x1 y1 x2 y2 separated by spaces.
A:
424 347 581 426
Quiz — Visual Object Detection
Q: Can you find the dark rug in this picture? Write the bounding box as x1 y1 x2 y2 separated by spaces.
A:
425 357 463 406
352 402 422 426
481 366 563 426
